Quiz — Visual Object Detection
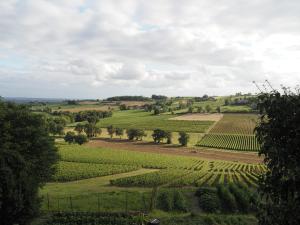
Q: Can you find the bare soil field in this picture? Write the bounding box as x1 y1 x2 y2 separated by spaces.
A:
87 138 263 164
169 113 223 121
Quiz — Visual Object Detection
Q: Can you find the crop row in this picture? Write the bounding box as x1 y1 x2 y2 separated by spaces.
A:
197 134 260 151
52 161 139 182
210 114 258 135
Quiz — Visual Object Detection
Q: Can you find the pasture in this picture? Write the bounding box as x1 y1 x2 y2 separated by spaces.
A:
98 110 214 133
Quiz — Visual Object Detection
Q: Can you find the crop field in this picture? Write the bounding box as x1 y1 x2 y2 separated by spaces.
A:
197 134 260 152
98 110 214 133
56 143 265 188
210 114 258 135
52 161 139 182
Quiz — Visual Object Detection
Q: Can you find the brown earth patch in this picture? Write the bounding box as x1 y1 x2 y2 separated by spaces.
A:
169 113 223 121
86 138 263 164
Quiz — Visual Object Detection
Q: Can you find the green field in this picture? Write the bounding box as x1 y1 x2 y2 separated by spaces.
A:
40 143 265 213
98 110 214 133
197 134 260 152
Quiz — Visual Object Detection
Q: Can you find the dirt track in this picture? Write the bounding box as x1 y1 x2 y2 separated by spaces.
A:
87 138 263 164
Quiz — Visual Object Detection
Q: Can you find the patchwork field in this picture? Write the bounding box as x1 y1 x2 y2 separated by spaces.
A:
98 110 214 133
40 143 265 212
210 114 258 135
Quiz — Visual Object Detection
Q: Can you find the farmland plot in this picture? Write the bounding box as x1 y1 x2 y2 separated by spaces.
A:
210 114 258 135
197 134 260 152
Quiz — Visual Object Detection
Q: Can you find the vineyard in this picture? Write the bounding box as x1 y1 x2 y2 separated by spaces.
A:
52 161 139 182
210 114 258 135
55 143 265 188
197 134 260 152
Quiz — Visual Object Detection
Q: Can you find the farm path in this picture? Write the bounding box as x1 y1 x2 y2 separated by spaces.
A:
87 139 263 164
41 168 157 196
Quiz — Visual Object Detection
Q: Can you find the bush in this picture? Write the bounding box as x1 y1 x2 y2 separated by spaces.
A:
74 134 88 145
217 184 237 212
178 131 189 146
228 183 250 213
173 190 187 211
64 131 75 144
157 191 173 211
196 187 221 213
126 129 146 141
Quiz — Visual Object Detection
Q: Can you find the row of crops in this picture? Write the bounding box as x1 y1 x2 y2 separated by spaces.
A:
210 114 258 135
110 167 264 188
197 134 260 152
55 143 265 187
52 161 139 182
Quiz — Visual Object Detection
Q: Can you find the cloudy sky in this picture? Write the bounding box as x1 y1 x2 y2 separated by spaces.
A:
1 0 300 99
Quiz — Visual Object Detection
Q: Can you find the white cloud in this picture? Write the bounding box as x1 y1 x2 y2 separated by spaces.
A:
0 0 300 98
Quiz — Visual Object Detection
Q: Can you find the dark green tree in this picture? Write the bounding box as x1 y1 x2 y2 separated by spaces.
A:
107 125 115 138
152 129 167 143
115 127 124 139
64 131 75 144
205 105 212 113
255 90 300 225
0 101 59 225
178 131 189 146
74 134 88 145
74 123 84 134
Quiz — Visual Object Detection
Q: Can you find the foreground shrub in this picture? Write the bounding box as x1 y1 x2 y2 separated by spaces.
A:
217 184 237 212
196 187 221 213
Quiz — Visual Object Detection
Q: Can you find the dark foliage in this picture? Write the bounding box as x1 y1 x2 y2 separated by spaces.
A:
0 101 59 225
255 90 300 225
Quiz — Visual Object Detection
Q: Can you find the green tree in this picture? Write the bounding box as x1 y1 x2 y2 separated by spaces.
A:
74 134 88 145
0 101 59 225
178 131 189 146
205 105 212 113
75 123 84 134
188 106 193 113
255 90 300 225
152 129 167 143
64 131 75 144
126 129 146 141
216 106 221 113
107 125 115 138
115 127 124 139
166 131 172 144
84 122 101 138
153 107 160 115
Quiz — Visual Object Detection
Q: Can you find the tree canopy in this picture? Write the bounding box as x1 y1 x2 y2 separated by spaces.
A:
0 101 59 225
255 90 300 225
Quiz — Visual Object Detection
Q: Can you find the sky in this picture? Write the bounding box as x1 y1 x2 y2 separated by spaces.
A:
0 0 300 99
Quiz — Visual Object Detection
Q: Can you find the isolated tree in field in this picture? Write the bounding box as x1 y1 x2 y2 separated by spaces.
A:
83 122 101 138
48 117 66 135
64 131 75 144
166 131 172 144
153 107 160 115
216 106 221 113
75 123 84 134
255 90 300 225
115 127 124 139
205 105 212 113
188 106 193 113
107 125 115 138
0 101 58 225
127 129 146 141
152 129 167 143
74 134 88 145
178 131 189 146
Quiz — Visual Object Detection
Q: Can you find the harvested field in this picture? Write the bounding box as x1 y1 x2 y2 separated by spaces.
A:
170 113 223 121
86 139 263 164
